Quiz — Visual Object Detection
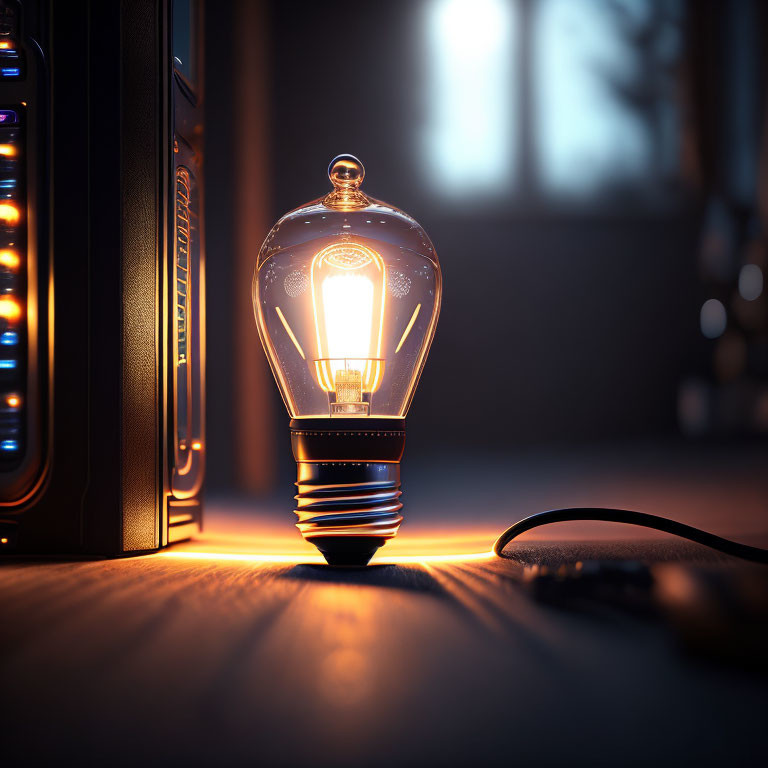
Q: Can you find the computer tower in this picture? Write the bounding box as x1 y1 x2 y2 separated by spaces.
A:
0 0 205 555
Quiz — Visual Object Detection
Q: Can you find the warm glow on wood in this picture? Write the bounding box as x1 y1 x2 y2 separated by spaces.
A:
154 521 499 565
158 549 494 565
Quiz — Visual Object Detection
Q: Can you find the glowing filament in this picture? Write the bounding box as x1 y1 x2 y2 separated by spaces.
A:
322 273 374 361
311 242 386 395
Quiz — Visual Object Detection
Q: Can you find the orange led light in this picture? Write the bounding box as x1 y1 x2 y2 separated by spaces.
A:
0 203 20 224
191 440 202 450
0 296 21 320
0 144 17 157
6 394 20 408
0 537 8 545
0 249 20 269
0 42 12 50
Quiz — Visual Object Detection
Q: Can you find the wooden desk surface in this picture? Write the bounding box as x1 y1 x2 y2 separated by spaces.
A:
1 444 767 766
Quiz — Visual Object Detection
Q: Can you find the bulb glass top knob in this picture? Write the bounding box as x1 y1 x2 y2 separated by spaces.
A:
328 154 365 189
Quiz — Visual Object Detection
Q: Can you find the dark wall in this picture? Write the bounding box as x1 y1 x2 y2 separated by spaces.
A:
267 0 700 453
204 0 765 490
203 0 236 488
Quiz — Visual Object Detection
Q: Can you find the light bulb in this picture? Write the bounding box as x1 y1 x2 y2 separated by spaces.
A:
253 155 441 565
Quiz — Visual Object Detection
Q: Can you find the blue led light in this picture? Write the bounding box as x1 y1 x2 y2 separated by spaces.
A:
0 359 17 369
0 332 17 345
0 179 15 189
1 68 20 77
0 439 18 451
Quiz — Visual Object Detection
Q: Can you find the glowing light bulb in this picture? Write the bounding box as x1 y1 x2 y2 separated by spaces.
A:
253 155 441 565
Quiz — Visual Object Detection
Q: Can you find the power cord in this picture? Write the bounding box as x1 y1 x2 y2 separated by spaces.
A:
494 508 768 564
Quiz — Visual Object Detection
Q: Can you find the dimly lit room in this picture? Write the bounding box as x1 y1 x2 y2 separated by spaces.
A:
1 0 767 765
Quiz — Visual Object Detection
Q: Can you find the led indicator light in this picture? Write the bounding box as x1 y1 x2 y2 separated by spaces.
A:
0 297 21 319
0 203 20 223
0 359 17 369
0 249 20 268
0 144 17 157
0 331 18 345
1 439 19 451
5 394 20 408
0 110 18 123
0 67 20 77
0 179 16 188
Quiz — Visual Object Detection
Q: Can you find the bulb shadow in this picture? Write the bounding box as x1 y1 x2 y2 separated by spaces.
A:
282 561 555 649
281 562 448 596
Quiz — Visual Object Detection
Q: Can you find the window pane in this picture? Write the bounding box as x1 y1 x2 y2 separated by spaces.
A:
534 0 681 196
423 0 517 196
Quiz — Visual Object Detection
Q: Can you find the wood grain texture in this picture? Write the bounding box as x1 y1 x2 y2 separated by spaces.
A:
2 446 767 765
1 548 766 766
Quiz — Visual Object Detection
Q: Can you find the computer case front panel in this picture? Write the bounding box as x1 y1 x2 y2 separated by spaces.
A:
0 0 205 556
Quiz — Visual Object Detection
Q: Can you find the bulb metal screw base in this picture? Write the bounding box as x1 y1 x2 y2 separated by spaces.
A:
290 418 406 566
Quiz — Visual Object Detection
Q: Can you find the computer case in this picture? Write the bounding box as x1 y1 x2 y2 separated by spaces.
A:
0 0 205 555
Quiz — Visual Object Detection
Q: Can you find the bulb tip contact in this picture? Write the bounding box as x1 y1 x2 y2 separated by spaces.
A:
308 536 387 567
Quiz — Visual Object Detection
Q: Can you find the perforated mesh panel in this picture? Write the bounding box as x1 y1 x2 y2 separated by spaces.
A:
120 0 159 552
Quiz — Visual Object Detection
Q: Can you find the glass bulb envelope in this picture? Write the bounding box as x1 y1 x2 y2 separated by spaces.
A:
254 157 440 419
253 155 441 565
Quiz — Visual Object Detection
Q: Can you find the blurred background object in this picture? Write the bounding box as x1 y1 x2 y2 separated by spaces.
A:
204 0 768 500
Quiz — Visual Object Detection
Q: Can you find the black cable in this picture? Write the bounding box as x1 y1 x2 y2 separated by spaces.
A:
494 508 768 564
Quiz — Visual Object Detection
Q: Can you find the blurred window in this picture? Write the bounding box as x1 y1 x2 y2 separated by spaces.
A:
424 0 683 202
423 0 517 196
